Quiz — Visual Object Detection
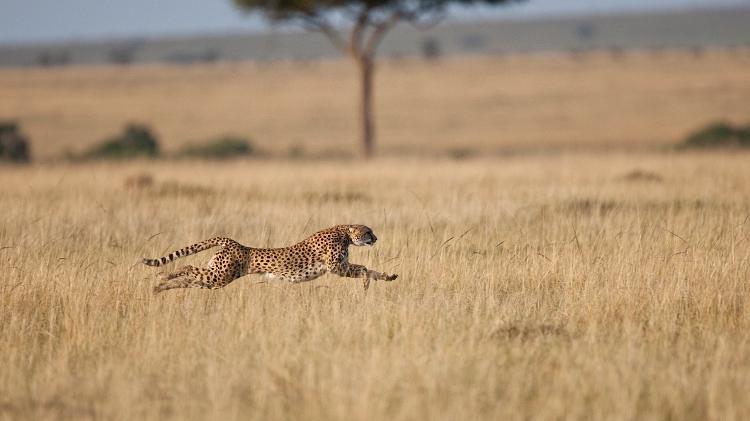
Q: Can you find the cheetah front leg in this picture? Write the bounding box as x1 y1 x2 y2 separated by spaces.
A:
329 261 398 291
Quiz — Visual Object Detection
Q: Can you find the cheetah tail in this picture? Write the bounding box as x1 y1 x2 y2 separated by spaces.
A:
142 237 237 267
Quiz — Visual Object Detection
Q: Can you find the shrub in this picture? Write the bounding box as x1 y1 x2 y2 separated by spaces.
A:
177 136 255 159
35 50 70 67
83 123 160 160
164 48 221 65
287 143 306 159
107 40 143 65
618 169 663 183
421 37 441 61
0 121 31 163
680 121 750 149
446 147 476 160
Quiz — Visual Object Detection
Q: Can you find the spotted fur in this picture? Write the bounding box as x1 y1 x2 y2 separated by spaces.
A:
142 225 397 294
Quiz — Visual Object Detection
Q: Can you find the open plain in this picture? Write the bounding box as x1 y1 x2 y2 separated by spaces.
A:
1 50 749 158
1 51 750 420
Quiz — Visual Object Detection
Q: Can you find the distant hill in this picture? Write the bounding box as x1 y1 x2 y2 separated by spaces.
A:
1 6 749 67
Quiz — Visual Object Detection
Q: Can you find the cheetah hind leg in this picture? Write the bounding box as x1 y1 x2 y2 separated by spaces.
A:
157 267 185 281
153 265 213 294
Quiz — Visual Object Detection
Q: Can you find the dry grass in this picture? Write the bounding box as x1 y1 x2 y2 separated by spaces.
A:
1 152 750 420
1 50 750 158
2 49 750 419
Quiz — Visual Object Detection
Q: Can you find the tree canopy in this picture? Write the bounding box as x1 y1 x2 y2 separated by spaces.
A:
234 0 522 58
233 0 523 158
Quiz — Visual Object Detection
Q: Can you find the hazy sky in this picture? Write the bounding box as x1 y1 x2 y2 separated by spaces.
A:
1 0 748 44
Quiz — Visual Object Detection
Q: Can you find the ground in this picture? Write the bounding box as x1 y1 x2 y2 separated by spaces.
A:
1 153 749 420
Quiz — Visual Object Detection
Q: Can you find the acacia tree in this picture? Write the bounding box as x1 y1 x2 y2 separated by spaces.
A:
233 0 521 158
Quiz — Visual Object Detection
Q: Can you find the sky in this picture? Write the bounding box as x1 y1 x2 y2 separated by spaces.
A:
1 0 748 45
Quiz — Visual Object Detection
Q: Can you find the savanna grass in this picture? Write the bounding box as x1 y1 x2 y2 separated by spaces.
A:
1 152 749 420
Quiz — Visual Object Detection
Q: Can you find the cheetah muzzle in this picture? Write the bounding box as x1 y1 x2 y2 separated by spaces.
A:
142 224 398 294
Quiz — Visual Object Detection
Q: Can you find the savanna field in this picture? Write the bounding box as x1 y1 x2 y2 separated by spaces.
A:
1 51 750 420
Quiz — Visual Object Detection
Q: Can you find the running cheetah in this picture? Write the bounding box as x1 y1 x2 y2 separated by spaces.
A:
142 224 397 294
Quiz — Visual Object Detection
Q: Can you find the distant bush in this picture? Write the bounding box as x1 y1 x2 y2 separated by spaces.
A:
446 147 476 160
421 37 441 60
177 136 255 159
83 123 160 160
107 40 144 65
618 169 663 183
35 50 70 67
164 48 221 65
575 23 596 41
0 121 31 163
287 143 306 159
679 121 750 149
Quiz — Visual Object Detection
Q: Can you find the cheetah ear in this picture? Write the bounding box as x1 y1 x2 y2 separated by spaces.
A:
348 226 355 233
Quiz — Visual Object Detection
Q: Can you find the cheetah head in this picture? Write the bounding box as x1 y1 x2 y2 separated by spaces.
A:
347 225 377 246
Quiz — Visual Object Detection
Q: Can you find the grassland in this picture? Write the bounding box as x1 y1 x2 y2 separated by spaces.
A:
1 50 749 159
1 152 749 420
1 50 750 420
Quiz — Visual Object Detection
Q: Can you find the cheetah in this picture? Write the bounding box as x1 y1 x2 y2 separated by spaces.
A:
142 224 398 294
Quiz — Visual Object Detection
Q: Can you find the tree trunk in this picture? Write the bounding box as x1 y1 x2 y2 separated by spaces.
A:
357 56 375 159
